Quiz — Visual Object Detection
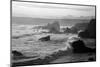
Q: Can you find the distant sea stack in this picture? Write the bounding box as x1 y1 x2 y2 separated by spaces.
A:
78 19 96 38
45 21 60 33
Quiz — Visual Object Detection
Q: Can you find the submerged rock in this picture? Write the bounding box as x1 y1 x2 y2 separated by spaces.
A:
71 40 96 53
39 35 50 41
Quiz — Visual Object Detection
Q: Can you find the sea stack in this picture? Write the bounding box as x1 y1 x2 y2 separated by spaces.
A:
78 19 96 38
46 21 60 33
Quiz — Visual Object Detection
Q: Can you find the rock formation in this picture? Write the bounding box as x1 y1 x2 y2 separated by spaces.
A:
78 19 96 38
71 40 96 53
72 22 89 31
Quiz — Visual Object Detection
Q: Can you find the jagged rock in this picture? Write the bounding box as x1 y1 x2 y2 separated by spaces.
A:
39 35 50 41
12 50 23 56
71 40 96 53
78 19 96 38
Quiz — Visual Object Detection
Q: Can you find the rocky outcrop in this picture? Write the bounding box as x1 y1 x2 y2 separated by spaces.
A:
78 19 96 38
71 40 96 53
39 35 50 41
72 22 89 31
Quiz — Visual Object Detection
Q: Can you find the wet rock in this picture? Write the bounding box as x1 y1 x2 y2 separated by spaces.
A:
39 35 50 41
71 40 96 53
12 50 23 56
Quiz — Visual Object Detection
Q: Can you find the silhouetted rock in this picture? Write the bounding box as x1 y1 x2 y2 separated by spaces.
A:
87 19 96 38
39 35 50 41
71 40 96 53
12 50 23 56
78 30 89 38
88 57 95 61
79 19 96 38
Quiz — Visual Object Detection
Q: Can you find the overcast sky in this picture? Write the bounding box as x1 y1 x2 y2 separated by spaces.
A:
12 1 95 19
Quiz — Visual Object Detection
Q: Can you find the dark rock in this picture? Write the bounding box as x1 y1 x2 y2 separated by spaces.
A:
87 19 96 38
88 57 95 61
64 27 78 34
72 22 89 31
78 19 96 38
65 22 89 34
12 50 23 56
63 27 71 33
71 40 96 53
39 35 50 41
78 30 89 38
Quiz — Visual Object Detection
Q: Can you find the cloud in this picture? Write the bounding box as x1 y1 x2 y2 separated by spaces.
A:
12 1 95 11
12 1 95 18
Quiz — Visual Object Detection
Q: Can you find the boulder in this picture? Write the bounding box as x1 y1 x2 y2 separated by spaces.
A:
71 40 96 53
39 35 50 41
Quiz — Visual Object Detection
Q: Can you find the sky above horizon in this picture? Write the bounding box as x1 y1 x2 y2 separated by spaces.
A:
12 1 95 19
